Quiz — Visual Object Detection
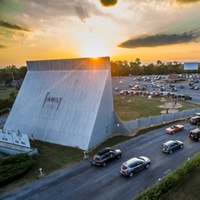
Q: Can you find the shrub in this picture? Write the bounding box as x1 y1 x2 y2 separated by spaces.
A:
135 152 200 200
0 154 35 186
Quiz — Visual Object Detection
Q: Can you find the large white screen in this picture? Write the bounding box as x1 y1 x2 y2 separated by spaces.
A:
184 62 199 70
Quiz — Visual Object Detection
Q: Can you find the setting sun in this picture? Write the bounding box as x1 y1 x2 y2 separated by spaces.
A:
80 33 109 58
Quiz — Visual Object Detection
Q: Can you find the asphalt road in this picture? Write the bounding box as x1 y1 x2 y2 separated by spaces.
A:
1 121 200 200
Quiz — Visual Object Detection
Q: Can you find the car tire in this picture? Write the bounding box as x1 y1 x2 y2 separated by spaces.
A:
102 162 107 167
129 172 134 177
169 150 173 154
117 154 121 159
145 163 150 169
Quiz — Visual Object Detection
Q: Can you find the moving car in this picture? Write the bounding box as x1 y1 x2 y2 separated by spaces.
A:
189 128 200 141
161 140 184 154
190 116 200 125
120 156 150 177
90 147 122 167
165 124 184 134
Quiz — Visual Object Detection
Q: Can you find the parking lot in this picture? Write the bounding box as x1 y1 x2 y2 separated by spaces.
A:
112 74 200 104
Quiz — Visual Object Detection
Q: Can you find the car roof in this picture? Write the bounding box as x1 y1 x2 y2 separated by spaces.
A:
125 157 141 165
163 140 175 145
191 128 200 133
98 147 112 155
192 116 200 119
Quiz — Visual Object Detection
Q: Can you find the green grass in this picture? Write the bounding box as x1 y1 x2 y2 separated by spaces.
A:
160 168 200 200
0 87 18 99
114 95 200 121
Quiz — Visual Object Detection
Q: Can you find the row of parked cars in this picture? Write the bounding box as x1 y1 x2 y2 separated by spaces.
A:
118 89 192 101
90 115 200 178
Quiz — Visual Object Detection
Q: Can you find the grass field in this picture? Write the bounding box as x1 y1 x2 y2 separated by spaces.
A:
114 95 200 121
0 87 18 100
0 95 200 198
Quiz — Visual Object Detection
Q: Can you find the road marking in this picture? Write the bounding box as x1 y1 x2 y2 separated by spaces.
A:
163 169 171 175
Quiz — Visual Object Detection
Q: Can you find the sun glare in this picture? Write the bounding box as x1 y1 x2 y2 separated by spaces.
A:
80 34 109 58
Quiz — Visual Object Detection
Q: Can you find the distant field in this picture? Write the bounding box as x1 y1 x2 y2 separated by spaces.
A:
114 95 200 121
0 87 18 100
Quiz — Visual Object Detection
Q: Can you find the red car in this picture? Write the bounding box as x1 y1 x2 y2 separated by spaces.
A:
165 124 184 134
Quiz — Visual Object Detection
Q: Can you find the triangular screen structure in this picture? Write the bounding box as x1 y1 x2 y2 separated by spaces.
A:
4 57 115 150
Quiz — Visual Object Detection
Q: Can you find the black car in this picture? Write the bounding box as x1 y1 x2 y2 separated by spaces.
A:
161 140 184 154
189 128 200 141
190 116 200 125
90 147 122 167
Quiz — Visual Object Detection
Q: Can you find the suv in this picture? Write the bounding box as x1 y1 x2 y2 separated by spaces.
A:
90 147 122 167
161 140 183 154
189 128 200 141
120 156 150 177
190 116 200 125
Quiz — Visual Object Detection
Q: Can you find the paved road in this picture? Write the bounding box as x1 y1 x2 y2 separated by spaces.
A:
1 121 200 200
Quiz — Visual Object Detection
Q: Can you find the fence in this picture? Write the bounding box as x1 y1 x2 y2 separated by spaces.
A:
114 107 200 134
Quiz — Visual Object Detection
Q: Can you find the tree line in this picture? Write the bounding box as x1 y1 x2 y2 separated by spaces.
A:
0 65 27 84
0 59 199 82
110 58 200 76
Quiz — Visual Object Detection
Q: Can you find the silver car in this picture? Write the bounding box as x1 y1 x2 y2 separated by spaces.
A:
120 156 150 177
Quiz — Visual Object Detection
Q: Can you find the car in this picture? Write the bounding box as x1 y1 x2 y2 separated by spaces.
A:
165 124 184 134
190 116 200 125
161 140 184 154
90 147 122 167
189 128 200 141
120 156 150 177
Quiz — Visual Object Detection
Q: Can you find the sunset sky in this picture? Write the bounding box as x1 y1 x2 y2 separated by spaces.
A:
0 0 200 67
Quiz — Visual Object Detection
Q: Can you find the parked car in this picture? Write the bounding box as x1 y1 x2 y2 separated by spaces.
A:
90 147 122 167
165 124 184 134
177 94 192 100
161 140 184 154
120 156 150 177
189 128 200 141
190 116 200 125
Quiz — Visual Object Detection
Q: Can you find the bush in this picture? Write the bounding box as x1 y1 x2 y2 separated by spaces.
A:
0 154 35 186
0 108 9 115
135 152 200 200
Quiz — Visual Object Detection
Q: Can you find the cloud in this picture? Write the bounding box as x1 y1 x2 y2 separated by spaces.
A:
118 32 198 48
100 0 118 7
74 1 89 21
0 20 32 32
176 0 200 4
0 44 9 49
0 31 6 36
